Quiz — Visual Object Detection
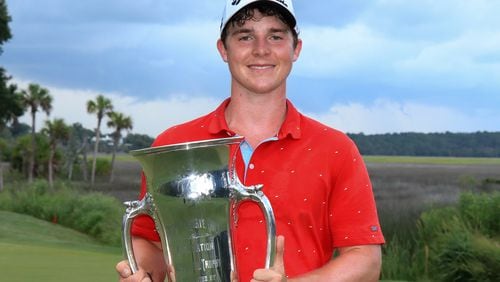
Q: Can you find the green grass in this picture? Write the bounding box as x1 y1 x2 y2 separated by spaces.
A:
0 211 122 282
95 153 138 163
364 155 500 165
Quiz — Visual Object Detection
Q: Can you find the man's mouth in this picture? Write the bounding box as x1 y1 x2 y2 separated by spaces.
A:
248 64 275 70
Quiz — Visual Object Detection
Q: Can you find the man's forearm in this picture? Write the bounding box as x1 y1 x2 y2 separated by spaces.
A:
289 244 382 282
131 236 167 281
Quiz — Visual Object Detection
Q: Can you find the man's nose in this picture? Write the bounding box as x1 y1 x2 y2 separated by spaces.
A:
252 37 271 56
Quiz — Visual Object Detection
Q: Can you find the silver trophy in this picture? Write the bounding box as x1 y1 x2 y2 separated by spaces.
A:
122 136 276 281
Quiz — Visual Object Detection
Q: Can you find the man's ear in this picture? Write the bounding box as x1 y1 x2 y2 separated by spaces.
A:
217 39 228 62
292 38 303 62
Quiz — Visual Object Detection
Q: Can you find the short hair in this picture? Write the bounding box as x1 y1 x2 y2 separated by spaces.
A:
220 2 299 48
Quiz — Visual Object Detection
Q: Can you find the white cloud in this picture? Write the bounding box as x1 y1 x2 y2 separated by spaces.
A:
306 99 499 134
15 78 219 137
15 78 499 137
117 95 220 137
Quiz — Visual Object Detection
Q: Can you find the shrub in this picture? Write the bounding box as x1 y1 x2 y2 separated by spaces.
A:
0 138 9 160
458 175 480 190
381 192 500 281
458 192 500 237
91 158 111 177
417 192 500 281
434 229 499 281
10 134 51 177
66 157 111 182
0 180 122 245
59 193 122 245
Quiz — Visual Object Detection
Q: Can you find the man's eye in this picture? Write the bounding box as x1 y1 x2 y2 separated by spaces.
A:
270 35 283 40
239 35 252 41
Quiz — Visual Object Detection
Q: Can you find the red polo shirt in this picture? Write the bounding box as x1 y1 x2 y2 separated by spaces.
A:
132 98 384 280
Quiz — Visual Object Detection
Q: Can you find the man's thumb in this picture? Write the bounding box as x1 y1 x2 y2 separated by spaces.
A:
272 235 285 270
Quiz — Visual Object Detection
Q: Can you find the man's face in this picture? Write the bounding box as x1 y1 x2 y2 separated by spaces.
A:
217 10 302 95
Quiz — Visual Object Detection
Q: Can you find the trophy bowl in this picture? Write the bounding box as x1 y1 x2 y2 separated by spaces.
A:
122 136 276 282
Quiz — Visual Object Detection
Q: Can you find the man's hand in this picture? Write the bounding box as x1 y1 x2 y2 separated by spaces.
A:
116 260 152 282
115 236 167 282
251 235 287 282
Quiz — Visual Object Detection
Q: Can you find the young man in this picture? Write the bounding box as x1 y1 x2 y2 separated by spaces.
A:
116 0 385 281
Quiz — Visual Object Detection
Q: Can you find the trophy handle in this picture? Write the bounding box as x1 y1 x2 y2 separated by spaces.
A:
122 192 162 273
229 172 277 269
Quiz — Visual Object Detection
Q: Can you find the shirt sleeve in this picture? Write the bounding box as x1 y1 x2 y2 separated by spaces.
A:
130 173 161 241
328 140 385 247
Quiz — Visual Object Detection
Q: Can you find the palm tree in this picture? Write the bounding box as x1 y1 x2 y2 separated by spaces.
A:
107 111 133 183
86 94 113 185
42 118 69 188
21 83 52 183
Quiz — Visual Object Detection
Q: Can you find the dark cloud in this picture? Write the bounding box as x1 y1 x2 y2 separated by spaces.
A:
8 0 221 24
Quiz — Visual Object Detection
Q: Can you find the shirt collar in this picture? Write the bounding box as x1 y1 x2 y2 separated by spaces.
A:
279 99 302 140
207 98 302 140
207 98 234 136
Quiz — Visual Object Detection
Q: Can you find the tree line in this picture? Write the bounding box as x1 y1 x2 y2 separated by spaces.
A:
349 132 500 157
127 131 500 158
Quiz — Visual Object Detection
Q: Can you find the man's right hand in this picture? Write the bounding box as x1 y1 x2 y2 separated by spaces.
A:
116 260 152 282
116 236 167 281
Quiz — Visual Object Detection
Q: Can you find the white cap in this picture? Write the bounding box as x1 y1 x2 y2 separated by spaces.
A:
220 0 297 35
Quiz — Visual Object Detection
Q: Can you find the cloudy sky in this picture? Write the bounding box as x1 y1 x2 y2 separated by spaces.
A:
3 0 500 137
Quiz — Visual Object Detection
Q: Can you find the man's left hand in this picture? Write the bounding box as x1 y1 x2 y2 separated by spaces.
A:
251 235 286 282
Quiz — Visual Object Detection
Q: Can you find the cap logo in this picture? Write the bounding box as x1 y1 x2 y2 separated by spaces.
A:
231 0 288 7
275 0 288 7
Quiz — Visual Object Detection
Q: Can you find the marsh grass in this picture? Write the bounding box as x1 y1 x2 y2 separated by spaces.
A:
367 160 500 281
380 192 500 281
420 194 500 281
